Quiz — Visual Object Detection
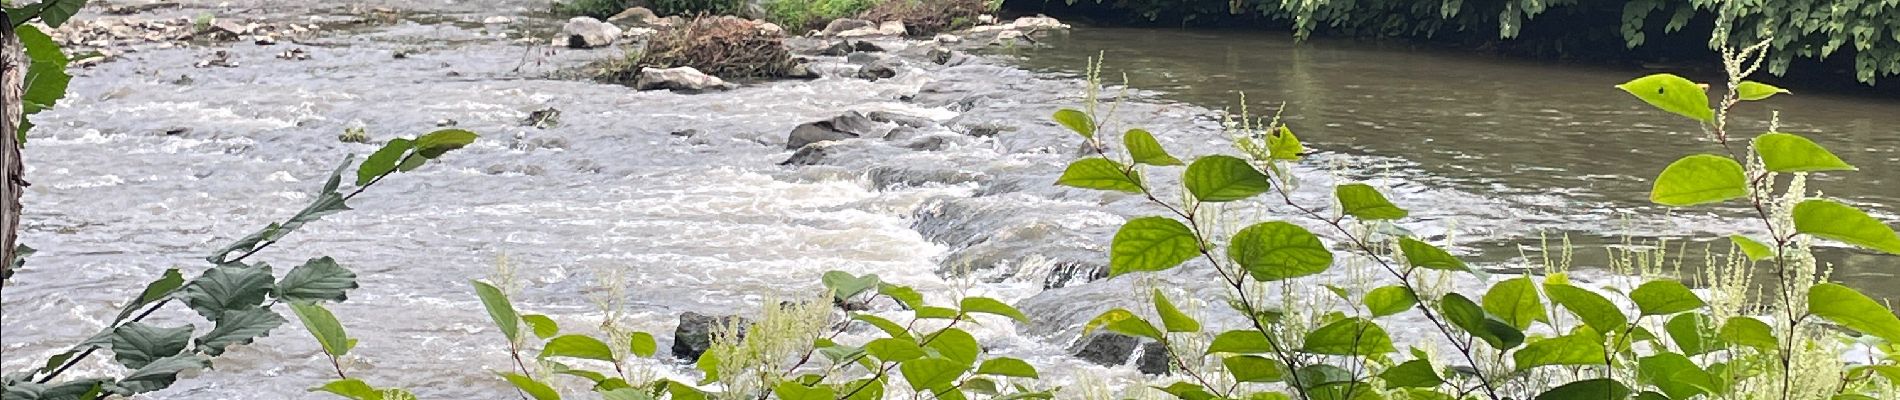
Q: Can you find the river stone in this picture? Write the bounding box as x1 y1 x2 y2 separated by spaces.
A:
607 7 660 25
856 56 902 81
867 111 934 128
1072 333 1138 366
564 17 622 48
822 18 875 36
672 312 750 362
786 111 882 149
1135 341 1170 375
635 67 731 92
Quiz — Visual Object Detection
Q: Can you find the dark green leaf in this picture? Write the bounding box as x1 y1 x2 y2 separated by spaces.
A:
109 323 192 369
311 379 383 400
1512 333 1606 371
1124 129 1182 166
498 373 561 400
1206 330 1273 354
1057 158 1142 193
1638 353 1713 399
1229 221 1332 281
274 257 358 303
601 388 656 400
1630 280 1704 316
113 268 185 323
822 271 881 302
413 129 479 158
19 25 70 115
12 0 88 28
1335 184 1408 220
358 139 414 186
471 280 520 343
1718 316 1777 350
1051 109 1095 139
1616 73 1713 121
1793 199 1900 255
1152 289 1200 333
1379 360 1443 388
976 357 1038 378
1666 313 1722 356
925 328 980 365
1363 285 1417 318
194 308 287 356
291 302 354 357
1533 378 1632 400
774 381 833 400
960 297 1028 322
1754 133 1853 172
541 335 616 362
521 315 559 339
1544 283 1628 334
1301 318 1394 355
898 357 968 391
115 354 210 394
1650 154 1747 207
1440 293 1524 350
879 284 924 310
1398 237 1469 272
1109 217 1200 277
1808 283 1900 343
1292 364 1354 390
1222 355 1286 382
1156 382 1216 400
1482 277 1545 330
867 337 928 362
181 264 275 321
852 313 915 342
1083 309 1163 341
1184 155 1272 202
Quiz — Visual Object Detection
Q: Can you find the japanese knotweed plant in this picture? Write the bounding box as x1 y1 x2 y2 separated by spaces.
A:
1050 43 1900 399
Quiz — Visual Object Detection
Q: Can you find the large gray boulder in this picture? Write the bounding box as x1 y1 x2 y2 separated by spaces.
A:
821 18 875 36
672 312 750 362
563 17 622 48
635 67 732 92
1072 333 1138 366
1136 341 1170 375
786 111 884 149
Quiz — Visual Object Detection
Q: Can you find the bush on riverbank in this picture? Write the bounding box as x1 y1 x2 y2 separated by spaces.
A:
764 0 886 30
856 0 992 35
555 0 747 19
635 16 795 78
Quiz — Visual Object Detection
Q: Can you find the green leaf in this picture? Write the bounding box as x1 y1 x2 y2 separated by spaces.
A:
852 313 915 342
499 373 562 400
1735 81 1790 101
1808 283 1900 343
113 268 185 323
1222 355 1286 382
1650 154 1747 207
976 357 1039 378
541 335 616 362
291 302 354 357
925 328 980 365
1616 73 1713 121
1666 313 1722 356
1754 133 1853 172
1052 109 1095 139
274 257 358 303
601 388 656 400
1124 129 1182 166
960 297 1028 322
116 354 210 394
18 25 70 113
1398 237 1469 272
1156 382 1217 400
879 284 924 310
1363 285 1417 318
358 139 414 186
1266 126 1304 161
312 379 383 400
915 306 960 319
413 129 479 158
1544 283 1628 333
11 0 89 28
628 331 657 358
1630 280 1704 316
521 315 559 339
1206 330 1273 354
822 271 881 302
181 264 275 322
194 308 288 356
1534 378 1632 400
775 381 834 400
1638 353 1714 399
1301 318 1394 355
1292 364 1354 390
1482 277 1545 330
1109 217 1201 277
109 323 192 369
1083 309 1164 341
1229 221 1332 281
1379 360 1443 388
867 337 928 362
1512 333 1606 371
898 357 969 391
1730 235 1774 261
470 280 520 343
1057 158 1142 193
1151 289 1200 333
1440 293 1524 350
1183 155 1272 202
1335 184 1408 220
1793 199 1900 255
1718 316 1777 349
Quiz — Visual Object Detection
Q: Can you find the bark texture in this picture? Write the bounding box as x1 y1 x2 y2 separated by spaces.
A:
2 14 26 281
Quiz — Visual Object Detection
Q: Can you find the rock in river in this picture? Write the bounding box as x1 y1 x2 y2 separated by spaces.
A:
672 312 750 362
635 67 732 92
564 17 622 48
786 111 886 149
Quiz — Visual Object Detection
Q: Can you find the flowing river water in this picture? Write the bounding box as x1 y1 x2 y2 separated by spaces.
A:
2 2 1898 399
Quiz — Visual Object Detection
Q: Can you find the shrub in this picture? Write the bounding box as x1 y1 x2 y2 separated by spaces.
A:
639 16 795 78
764 0 887 31
855 0 989 35
651 0 748 17
551 0 634 19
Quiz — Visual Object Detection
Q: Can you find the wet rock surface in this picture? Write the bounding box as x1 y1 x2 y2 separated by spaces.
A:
672 312 751 362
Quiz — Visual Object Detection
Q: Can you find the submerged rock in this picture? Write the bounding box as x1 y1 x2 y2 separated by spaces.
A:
564 17 623 48
1136 341 1170 375
787 111 885 149
855 56 903 81
822 18 875 36
607 7 660 25
635 67 732 92
673 312 750 362
1072 333 1138 366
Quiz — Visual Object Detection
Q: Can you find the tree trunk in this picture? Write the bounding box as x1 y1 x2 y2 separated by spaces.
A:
2 13 26 282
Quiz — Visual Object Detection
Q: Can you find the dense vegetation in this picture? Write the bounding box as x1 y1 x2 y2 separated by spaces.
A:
1018 0 1900 85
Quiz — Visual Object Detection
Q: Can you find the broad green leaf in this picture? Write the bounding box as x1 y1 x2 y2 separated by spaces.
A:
1735 81 1790 101
1730 235 1774 261
1052 109 1095 139
976 357 1039 378
839 378 883 400
1482 277 1545 330
1718 316 1777 349
414 129 479 158
1512 333 1606 371
194 308 287 356
1206 330 1273 354
775 381 834 400
1754 133 1853 172
1292 364 1355 390
275 256 358 303
1083 309 1163 341
1109 217 1201 277
358 139 414 186
1151 289 1200 333
1666 313 1722 356
1301 318 1394 355
1335 184 1408 220
878 283 924 310
1379 360 1442 388
960 297 1028 322
1222 355 1286 382
1124 129 1182 166
1544 283 1628 333
1793 200 1900 255
926 328 980 365
1184 155 1272 202
629 331 657 358
1266 126 1304 161
291 302 354 357
601 389 657 400
1057 158 1142 193
18 25 69 123
852 313 915 342
1650 154 1747 207
1363 285 1417 318
113 268 185 323
521 315 559 339
1156 382 1216 400
1638 353 1714 399
1808 283 1900 343
1616 73 1713 121
915 306 960 319
822 271 881 302
470 280 520 343
1398 237 1468 272
499 373 562 400
1440 293 1524 350
312 379 383 400
541 335 616 362
116 354 210 394
1228 221 1333 281
867 337 928 362
181 264 275 322
898 357 969 391
1534 378 1632 400
1630 280 1704 316
109 323 192 369
12 0 89 28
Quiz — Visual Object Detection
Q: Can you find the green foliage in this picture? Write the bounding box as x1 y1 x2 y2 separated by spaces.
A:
1809 283 1900 343
1109 217 1200 276
552 0 633 19
1616 73 1713 122
764 0 883 29
291 302 355 357
1362 285 1416 318
1792 199 1900 255
1227 221 1331 281
1629 280 1704 316
1124 129 1183 166
1754 133 1853 172
1512 334 1606 371
1334 183 1408 220
1151 289 1200 332
1183 155 1272 202
1057 158 1142 193
1481 277 1545 330
1650 154 1747 206
541 335 618 362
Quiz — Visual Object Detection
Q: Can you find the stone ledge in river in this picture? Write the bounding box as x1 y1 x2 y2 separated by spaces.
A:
786 111 891 149
1072 332 1138 366
672 312 751 362
564 17 623 48
635 67 733 92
